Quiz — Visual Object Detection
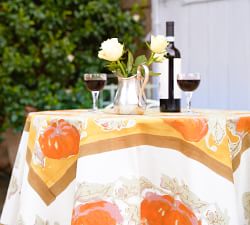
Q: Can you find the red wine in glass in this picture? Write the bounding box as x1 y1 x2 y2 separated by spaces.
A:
84 73 107 111
177 79 200 92
177 73 201 113
85 80 106 92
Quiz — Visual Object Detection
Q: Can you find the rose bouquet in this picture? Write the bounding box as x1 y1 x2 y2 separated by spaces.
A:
98 35 168 78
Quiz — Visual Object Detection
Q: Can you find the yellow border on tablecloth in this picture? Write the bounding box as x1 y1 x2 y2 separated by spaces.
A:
24 110 250 205
26 133 234 205
79 133 233 180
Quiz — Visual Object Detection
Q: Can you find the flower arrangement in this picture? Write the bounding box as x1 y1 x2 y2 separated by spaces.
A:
98 35 169 78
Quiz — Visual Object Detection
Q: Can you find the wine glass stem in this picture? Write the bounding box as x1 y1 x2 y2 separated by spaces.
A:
185 92 193 112
92 91 99 111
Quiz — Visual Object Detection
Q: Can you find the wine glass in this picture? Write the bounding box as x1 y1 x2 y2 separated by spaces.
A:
177 73 201 113
84 73 107 111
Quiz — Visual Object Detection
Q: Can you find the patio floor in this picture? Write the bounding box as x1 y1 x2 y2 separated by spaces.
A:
0 173 10 216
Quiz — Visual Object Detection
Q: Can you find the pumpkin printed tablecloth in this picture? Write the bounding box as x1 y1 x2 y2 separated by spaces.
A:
1 109 250 225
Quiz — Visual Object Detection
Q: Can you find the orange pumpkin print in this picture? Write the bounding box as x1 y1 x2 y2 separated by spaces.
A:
39 119 80 159
71 201 123 225
164 118 208 142
141 192 201 225
236 117 250 133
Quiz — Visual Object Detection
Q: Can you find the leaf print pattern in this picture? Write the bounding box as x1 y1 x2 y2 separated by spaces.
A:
243 192 250 225
34 215 60 225
7 175 18 200
205 116 226 152
95 118 136 131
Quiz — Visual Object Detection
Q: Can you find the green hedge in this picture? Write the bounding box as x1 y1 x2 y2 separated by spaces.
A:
0 0 144 134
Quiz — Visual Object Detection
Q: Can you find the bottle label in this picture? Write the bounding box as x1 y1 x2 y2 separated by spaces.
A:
166 36 175 42
159 58 182 99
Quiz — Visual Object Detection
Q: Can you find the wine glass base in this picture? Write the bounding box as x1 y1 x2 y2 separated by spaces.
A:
181 108 200 115
85 108 103 113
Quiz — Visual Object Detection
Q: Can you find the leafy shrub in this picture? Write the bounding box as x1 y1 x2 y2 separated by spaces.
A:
0 0 144 133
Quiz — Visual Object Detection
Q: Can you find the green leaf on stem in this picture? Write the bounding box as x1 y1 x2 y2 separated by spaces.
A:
145 41 151 50
106 63 119 72
117 60 127 77
127 50 134 74
134 55 147 67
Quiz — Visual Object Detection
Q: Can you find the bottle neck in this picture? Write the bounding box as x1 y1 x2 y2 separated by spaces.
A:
166 36 175 43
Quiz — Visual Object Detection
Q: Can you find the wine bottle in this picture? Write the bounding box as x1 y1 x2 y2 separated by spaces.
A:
159 21 181 112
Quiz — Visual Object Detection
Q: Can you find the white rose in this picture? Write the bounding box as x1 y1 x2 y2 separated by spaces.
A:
98 38 123 62
153 53 166 62
150 35 168 54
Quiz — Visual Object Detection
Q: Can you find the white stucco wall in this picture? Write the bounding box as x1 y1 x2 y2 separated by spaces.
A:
151 0 250 110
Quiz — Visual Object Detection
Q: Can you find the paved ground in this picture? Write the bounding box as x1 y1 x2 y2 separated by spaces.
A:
0 173 10 216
